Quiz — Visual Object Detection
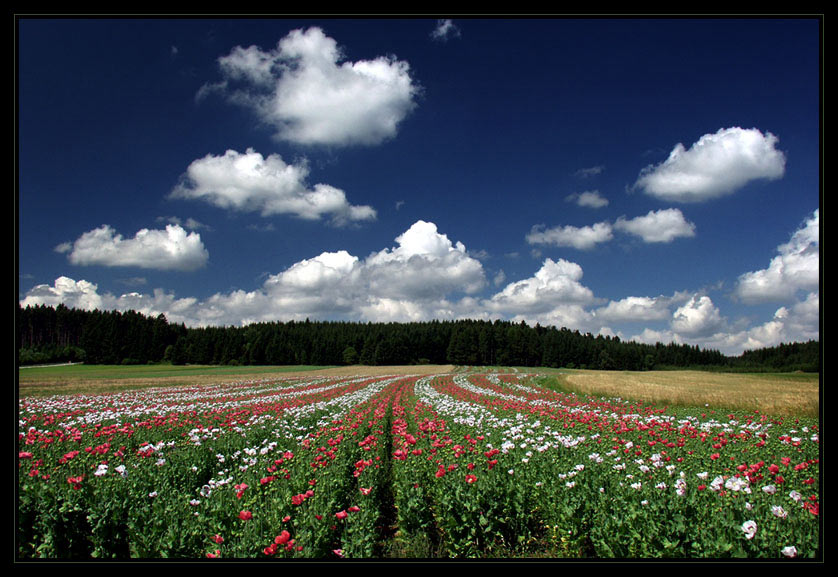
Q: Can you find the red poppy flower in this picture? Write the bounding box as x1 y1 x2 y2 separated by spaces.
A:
59 450 80 464
348 506 360 513
275 530 291 545
239 510 253 521
465 474 477 484
335 510 348 520
211 534 224 544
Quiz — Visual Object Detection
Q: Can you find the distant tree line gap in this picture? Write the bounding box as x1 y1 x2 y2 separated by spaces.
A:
17 304 820 373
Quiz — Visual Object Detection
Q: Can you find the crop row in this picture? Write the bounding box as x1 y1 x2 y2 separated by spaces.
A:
17 372 820 558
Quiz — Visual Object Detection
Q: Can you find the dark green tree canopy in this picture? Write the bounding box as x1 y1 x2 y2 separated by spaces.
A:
17 304 820 372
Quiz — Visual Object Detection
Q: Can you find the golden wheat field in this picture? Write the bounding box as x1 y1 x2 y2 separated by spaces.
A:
558 369 819 418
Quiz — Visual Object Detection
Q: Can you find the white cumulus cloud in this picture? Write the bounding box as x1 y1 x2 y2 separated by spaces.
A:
595 296 672 323
170 148 376 225
207 27 419 147
364 220 486 300
526 222 613 250
19 276 105 311
61 224 209 271
486 258 596 316
634 127 786 202
735 209 819 303
614 209 696 243
23 221 486 327
671 295 725 338
703 292 819 355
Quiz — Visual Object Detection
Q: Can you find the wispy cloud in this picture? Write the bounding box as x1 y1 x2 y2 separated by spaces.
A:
565 190 609 209
116 276 148 287
156 216 210 231
431 19 461 42
574 165 604 179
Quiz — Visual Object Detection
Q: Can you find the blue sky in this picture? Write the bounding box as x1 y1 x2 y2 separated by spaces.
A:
17 17 821 356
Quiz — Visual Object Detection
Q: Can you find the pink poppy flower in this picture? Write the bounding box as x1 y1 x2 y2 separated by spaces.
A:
741 520 757 540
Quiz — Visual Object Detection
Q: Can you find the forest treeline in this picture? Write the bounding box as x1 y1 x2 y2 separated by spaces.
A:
17 304 820 372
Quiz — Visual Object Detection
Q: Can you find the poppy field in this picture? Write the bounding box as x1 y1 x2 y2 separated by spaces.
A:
17 370 820 559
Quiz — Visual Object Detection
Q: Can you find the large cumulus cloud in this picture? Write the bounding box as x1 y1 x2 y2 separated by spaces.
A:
735 209 819 303
633 127 786 202
201 27 419 147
